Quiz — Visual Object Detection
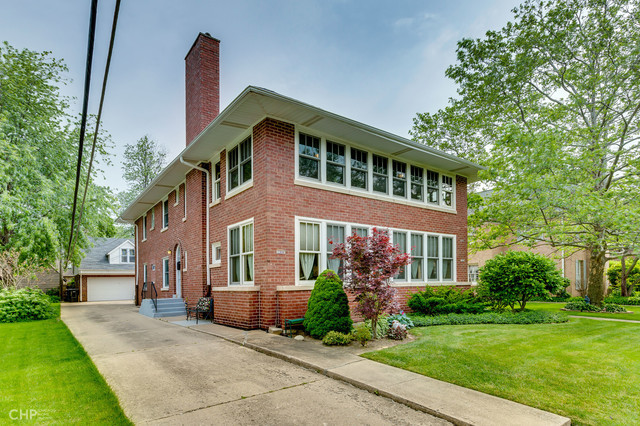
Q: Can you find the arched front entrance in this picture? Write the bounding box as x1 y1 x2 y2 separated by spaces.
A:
175 245 182 298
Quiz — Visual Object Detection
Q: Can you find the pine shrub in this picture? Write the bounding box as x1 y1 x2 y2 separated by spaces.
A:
304 270 353 339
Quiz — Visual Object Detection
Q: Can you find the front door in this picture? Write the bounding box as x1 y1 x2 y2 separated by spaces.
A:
176 246 182 298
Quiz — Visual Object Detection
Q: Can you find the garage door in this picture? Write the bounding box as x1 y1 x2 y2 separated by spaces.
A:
86 276 135 301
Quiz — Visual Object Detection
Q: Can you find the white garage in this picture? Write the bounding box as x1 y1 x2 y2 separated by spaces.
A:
87 276 135 301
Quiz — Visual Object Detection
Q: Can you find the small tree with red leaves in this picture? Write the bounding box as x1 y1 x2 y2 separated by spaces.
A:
331 227 411 339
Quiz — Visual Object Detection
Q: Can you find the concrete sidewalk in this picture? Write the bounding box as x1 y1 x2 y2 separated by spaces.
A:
180 320 570 426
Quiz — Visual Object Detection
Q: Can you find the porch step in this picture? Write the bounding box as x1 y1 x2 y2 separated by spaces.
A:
139 298 186 318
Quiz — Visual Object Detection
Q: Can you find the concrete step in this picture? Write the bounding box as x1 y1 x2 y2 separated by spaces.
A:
139 298 186 318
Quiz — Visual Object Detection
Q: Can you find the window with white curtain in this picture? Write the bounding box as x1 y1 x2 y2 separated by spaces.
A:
411 234 424 281
442 237 453 280
299 222 320 281
229 220 253 285
427 236 439 281
352 227 369 238
326 224 345 277
393 231 407 281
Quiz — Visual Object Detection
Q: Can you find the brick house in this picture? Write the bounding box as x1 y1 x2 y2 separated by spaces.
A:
119 33 483 329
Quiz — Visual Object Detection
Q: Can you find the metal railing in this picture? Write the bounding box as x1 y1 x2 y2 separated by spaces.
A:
150 281 157 311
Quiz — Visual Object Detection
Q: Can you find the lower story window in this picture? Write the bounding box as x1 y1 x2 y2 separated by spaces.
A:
162 258 169 289
229 221 254 285
299 221 320 281
468 264 479 283
326 224 345 277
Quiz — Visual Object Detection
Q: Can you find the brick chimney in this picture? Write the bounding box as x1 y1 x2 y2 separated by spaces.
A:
185 32 220 146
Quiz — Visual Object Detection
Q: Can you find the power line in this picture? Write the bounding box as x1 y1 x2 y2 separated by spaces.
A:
66 0 98 263
69 0 122 260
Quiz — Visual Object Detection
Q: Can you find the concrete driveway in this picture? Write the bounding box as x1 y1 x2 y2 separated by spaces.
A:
62 302 448 425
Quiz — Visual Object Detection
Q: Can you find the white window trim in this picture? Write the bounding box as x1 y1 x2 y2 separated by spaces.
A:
182 180 187 220
149 208 155 230
173 185 180 206
226 133 253 196
143 263 148 284
295 216 457 286
227 218 254 286
142 215 147 241
294 126 456 212
210 242 222 268
212 159 221 202
161 198 169 230
162 257 170 289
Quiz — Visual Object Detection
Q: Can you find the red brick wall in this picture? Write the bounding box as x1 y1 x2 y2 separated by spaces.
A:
185 33 220 146
135 170 207 305
212 291 259 329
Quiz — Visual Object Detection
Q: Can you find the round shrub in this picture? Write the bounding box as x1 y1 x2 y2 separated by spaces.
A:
478 251 566 311
0 287 56 322
352 323 372 346
304 270 353 339
322 331 353 346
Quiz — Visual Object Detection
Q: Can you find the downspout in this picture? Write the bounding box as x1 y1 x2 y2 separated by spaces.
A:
134 223 139 305
179 156 211 289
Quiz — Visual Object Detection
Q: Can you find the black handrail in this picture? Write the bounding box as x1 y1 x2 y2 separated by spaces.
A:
150 281 158 311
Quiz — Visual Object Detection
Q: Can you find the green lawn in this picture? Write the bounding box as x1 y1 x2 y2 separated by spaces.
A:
0 304 131 424
527 301 640 321
364 319 640 425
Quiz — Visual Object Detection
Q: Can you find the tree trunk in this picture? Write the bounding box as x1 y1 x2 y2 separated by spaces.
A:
370 313 378 340
621 256 628 297
587 250 607 305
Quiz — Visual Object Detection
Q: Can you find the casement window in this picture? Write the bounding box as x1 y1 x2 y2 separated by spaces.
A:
162 199 169 229
575 260 586 290
350 148 368 189
214 162 221 201
442 176 453 207
393 231 407 280
296 217 456 285
142 215 147 240
299 221 321 281
150 208 155 230
326 141 346 185
392 161 407 197
121 248 134 263
228 136 252 191
211 242 221 266
410 166 424 201
326 224 345 277
468 264 479 283
229 220 253 285
162 257 169 289
296 132 455 209
372 154 388 194
299 133 321 180
411 234 424 281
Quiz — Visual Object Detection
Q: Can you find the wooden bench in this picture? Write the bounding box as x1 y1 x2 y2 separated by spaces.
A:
283 317 305 338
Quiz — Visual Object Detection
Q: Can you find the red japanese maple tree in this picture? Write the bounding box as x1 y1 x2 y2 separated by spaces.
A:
331 227 411 339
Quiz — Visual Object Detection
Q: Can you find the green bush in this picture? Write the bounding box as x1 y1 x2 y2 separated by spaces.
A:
365 314 389 339
410 310 568 327
45 288 60 297
0 287 56 323
322 331 353 346
564 301 602 312
607 261 640 293
387 312 414 329
478 251 566 311
605 296 640 305
47 295 61 303
352 323 372 346
603 304 627 313
408 286 485 316
304 270 353 339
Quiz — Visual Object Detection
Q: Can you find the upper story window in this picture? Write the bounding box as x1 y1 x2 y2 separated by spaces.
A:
296 132 455 210
142 215 147 240
228 136 252 191
150 208 155 230
174 186 180 206
162 199 169 229
121 248 134 263
214 162 221 201
299 133 321 180
183 181 187 219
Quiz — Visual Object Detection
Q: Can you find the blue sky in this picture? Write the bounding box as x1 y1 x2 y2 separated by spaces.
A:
1 0 520 194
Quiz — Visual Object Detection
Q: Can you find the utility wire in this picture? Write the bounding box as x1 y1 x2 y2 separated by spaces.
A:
69 0 122 261
66 0 98 265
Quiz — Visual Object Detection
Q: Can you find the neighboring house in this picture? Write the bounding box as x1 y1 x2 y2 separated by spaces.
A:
65 238 135 302
119 33 483 329
467 191 599 296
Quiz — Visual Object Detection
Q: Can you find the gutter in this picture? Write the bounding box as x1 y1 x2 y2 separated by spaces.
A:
179 156 211 288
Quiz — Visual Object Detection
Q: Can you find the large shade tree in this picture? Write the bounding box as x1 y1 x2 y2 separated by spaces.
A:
0 42 116 287
118 135 166 210
412 0 640 304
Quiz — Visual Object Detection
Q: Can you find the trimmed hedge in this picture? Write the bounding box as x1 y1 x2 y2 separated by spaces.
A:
605 296 640 306
304 270 353 339
408 286 486 316
0 287 56 323
410 311 568 327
